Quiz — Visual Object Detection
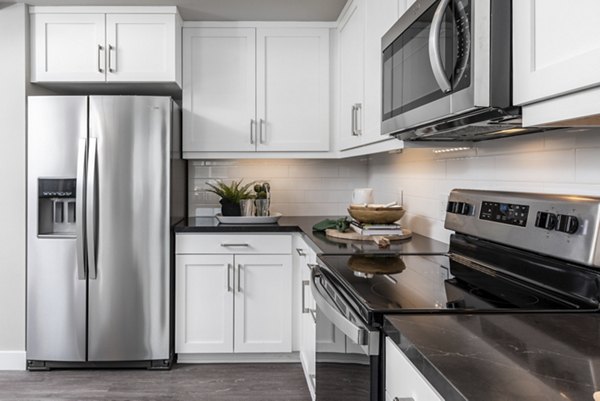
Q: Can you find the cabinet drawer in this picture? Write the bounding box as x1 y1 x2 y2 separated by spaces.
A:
385 337 444 401
176 234 292 255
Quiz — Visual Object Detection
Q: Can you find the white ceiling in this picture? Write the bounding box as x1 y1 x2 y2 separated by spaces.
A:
19 0 348 21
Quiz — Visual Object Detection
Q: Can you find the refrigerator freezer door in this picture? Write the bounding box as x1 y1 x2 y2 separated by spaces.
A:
27 96 88 362
88 96 171 361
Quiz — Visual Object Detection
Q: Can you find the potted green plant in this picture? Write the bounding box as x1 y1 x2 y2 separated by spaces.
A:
206 179 255 216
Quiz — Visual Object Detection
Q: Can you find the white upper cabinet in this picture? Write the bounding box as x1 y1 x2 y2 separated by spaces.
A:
105 14 178 82
183 25 330 156
256 29 330 152
30 7 181 86
183 28 257 152
31 13 106 82
337 0 403 150
338 0 365 151
513 0 600 126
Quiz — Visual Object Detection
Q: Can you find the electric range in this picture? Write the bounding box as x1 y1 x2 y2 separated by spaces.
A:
310 189 600 401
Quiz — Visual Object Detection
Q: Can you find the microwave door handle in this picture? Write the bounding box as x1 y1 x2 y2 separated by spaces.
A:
428 0 452 93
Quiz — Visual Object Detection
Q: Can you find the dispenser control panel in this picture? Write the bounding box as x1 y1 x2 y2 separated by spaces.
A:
39 179 76 198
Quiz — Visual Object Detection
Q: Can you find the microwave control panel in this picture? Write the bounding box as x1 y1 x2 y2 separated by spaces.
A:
479 201 529 227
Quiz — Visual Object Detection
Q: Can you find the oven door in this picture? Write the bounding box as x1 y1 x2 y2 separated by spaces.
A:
310 266 380 401
382 0 473 135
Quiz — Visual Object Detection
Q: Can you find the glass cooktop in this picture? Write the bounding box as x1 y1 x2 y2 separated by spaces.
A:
316 254 596 326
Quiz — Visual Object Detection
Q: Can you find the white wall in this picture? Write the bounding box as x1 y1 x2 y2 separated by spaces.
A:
0 2 27 370
367 129 600 243
189 158 368 216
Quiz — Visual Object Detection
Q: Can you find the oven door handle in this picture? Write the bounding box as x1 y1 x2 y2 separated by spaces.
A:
310 267 379 355
428 0 452 93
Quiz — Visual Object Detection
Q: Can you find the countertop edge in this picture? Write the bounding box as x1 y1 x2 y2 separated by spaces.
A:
383 318 468 401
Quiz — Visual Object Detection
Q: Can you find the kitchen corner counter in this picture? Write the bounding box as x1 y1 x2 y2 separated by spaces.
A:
384 313 600 401
174 216 449 255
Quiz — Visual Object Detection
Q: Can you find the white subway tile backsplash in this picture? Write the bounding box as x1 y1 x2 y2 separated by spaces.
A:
188 158 367 216
493 149 575 183
576 148 600 183
188 131 600 240
368 131 600 244
446 157 496 181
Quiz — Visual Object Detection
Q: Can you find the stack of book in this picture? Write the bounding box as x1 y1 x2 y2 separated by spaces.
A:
350 220 404 236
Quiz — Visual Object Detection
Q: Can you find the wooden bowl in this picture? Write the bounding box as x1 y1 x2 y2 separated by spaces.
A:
347 205 406 224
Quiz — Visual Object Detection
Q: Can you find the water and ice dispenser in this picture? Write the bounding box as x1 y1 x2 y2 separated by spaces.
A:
38 178 77 237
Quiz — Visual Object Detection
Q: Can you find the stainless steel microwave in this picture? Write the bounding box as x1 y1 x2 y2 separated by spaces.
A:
381 0 544 141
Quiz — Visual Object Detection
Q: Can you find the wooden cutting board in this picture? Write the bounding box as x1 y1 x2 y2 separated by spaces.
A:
325 228 412 241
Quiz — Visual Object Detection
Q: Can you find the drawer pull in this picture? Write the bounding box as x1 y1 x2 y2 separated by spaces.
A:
220 243 249 247
296 248 307 257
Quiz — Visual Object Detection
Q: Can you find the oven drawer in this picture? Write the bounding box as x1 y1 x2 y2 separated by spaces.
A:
176 234 292 255
385 337 445 401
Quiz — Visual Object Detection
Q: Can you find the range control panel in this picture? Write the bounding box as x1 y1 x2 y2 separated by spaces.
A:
444 189 600 268
479 201 529 227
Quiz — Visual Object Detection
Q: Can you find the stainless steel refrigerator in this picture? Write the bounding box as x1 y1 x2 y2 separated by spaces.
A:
27 96 186 369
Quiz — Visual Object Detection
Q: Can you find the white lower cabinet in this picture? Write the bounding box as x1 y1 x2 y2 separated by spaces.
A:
175 234 292 355
234 254 293 353
176 254 234 353
385 337 445 401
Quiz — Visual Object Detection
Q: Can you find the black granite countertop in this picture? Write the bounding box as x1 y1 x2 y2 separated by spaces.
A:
175 216 449 255
384 313 600 401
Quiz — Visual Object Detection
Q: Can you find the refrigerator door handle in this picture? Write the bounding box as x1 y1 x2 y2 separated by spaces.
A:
86 137 98 280
76 138 87 280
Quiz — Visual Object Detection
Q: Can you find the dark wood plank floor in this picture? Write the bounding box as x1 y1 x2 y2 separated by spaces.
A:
0 363 311 401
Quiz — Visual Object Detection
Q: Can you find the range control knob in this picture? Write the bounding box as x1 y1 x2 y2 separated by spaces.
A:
535 212 557 230
446 201 473 215
556 214 579 234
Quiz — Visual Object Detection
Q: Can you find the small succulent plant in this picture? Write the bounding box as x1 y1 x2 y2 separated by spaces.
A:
205 180 255 204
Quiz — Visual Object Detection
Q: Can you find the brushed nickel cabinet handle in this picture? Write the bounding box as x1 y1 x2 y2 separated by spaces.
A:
227 263 232 292
351 104 357 136
221 243 249 247
301 280 310 314
97 44 104 73
296 248 307 257
237 264 242 293
108 44 115 73
250 119 256 144
354 103 362 136
259 119 266 144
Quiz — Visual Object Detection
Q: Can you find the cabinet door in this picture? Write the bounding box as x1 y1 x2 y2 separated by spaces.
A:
106 14 177 82
338 0 365 150
256 28 330 152
234 254 293 353
385 337 445 401
183 28 257 152
513 0 600 105
362 0 403 144
31 13 106 82
175 254 234 353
